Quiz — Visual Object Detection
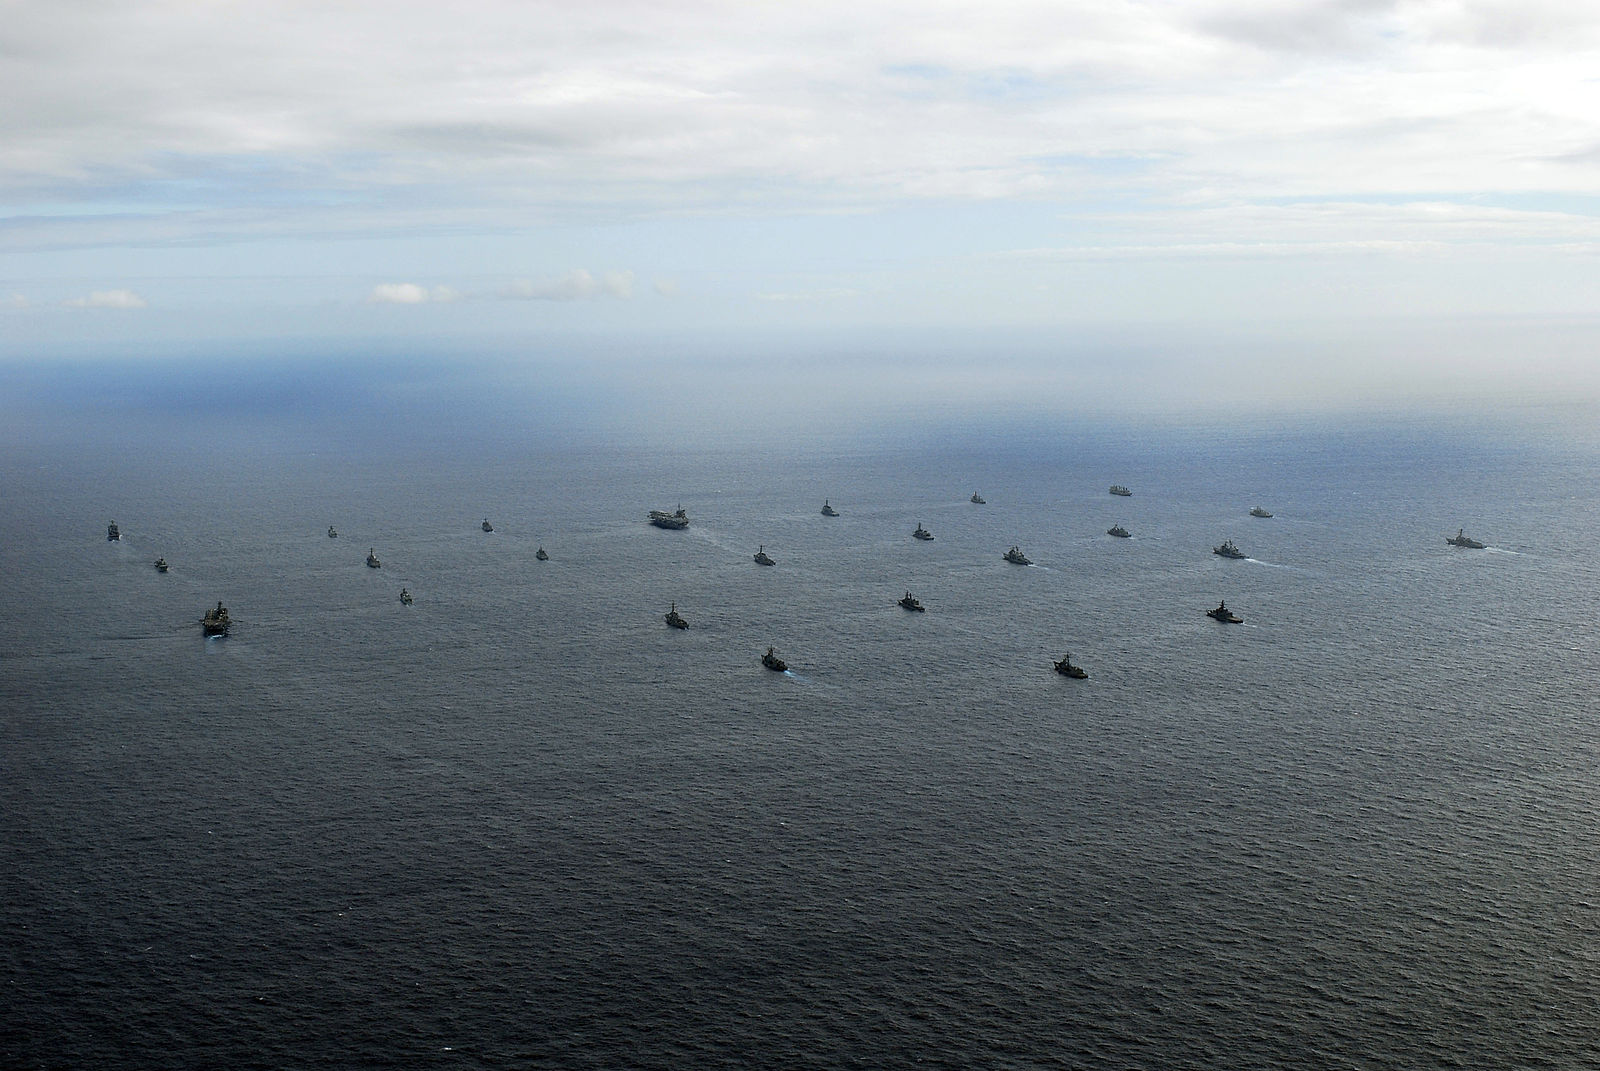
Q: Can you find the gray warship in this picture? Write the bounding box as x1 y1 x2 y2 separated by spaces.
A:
1053 653 1088 678
1207 601 1242 623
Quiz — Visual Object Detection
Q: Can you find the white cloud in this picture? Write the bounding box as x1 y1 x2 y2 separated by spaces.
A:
500 269 633 301
370 283 459 304
604 272 634 299
653 278 680 297
63 289 145 309
3 292 28 309
371 283 428 304
756 288 862 302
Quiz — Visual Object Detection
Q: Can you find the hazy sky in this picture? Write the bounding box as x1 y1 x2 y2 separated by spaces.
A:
4 0 1600 401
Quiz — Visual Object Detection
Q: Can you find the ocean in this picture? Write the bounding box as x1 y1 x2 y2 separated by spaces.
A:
4 358 1600 1069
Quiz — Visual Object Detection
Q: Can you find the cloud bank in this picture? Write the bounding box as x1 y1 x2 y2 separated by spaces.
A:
370 283 460 304
4 1 1600 347
63 290 146 309
6 1 1599 225
500 270 634 301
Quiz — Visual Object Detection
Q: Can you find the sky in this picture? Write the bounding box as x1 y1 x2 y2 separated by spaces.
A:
4 0 1600 411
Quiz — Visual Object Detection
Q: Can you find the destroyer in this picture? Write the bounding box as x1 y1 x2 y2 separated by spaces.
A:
399 588 414 605
753 545 775 566
1250 507 1273 518
761 646 788 672
1107 525 1130 538
535 547 549 561
971 492 986 504
107 521 120 542
664 602 689 629
366 548 382 568
153 557 169 572
1109 485 1132 497
328 525 338 538
482 519 494 532
1052 652 1088 678
1446 528 1485 549
1206 600 1242 623
912 522 934 541
1213 539 1246 559
821 500 839 517
898 591 926 612
201 600 231 636
1003 545 1031 565
649 507 689 530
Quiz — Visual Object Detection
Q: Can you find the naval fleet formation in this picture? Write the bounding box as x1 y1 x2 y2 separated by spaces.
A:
109 488 1490 678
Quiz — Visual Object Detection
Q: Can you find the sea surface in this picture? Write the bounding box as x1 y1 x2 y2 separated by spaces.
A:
4 373 1600 1069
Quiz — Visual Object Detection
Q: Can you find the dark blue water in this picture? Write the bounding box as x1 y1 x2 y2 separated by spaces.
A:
4 370 1600 1069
